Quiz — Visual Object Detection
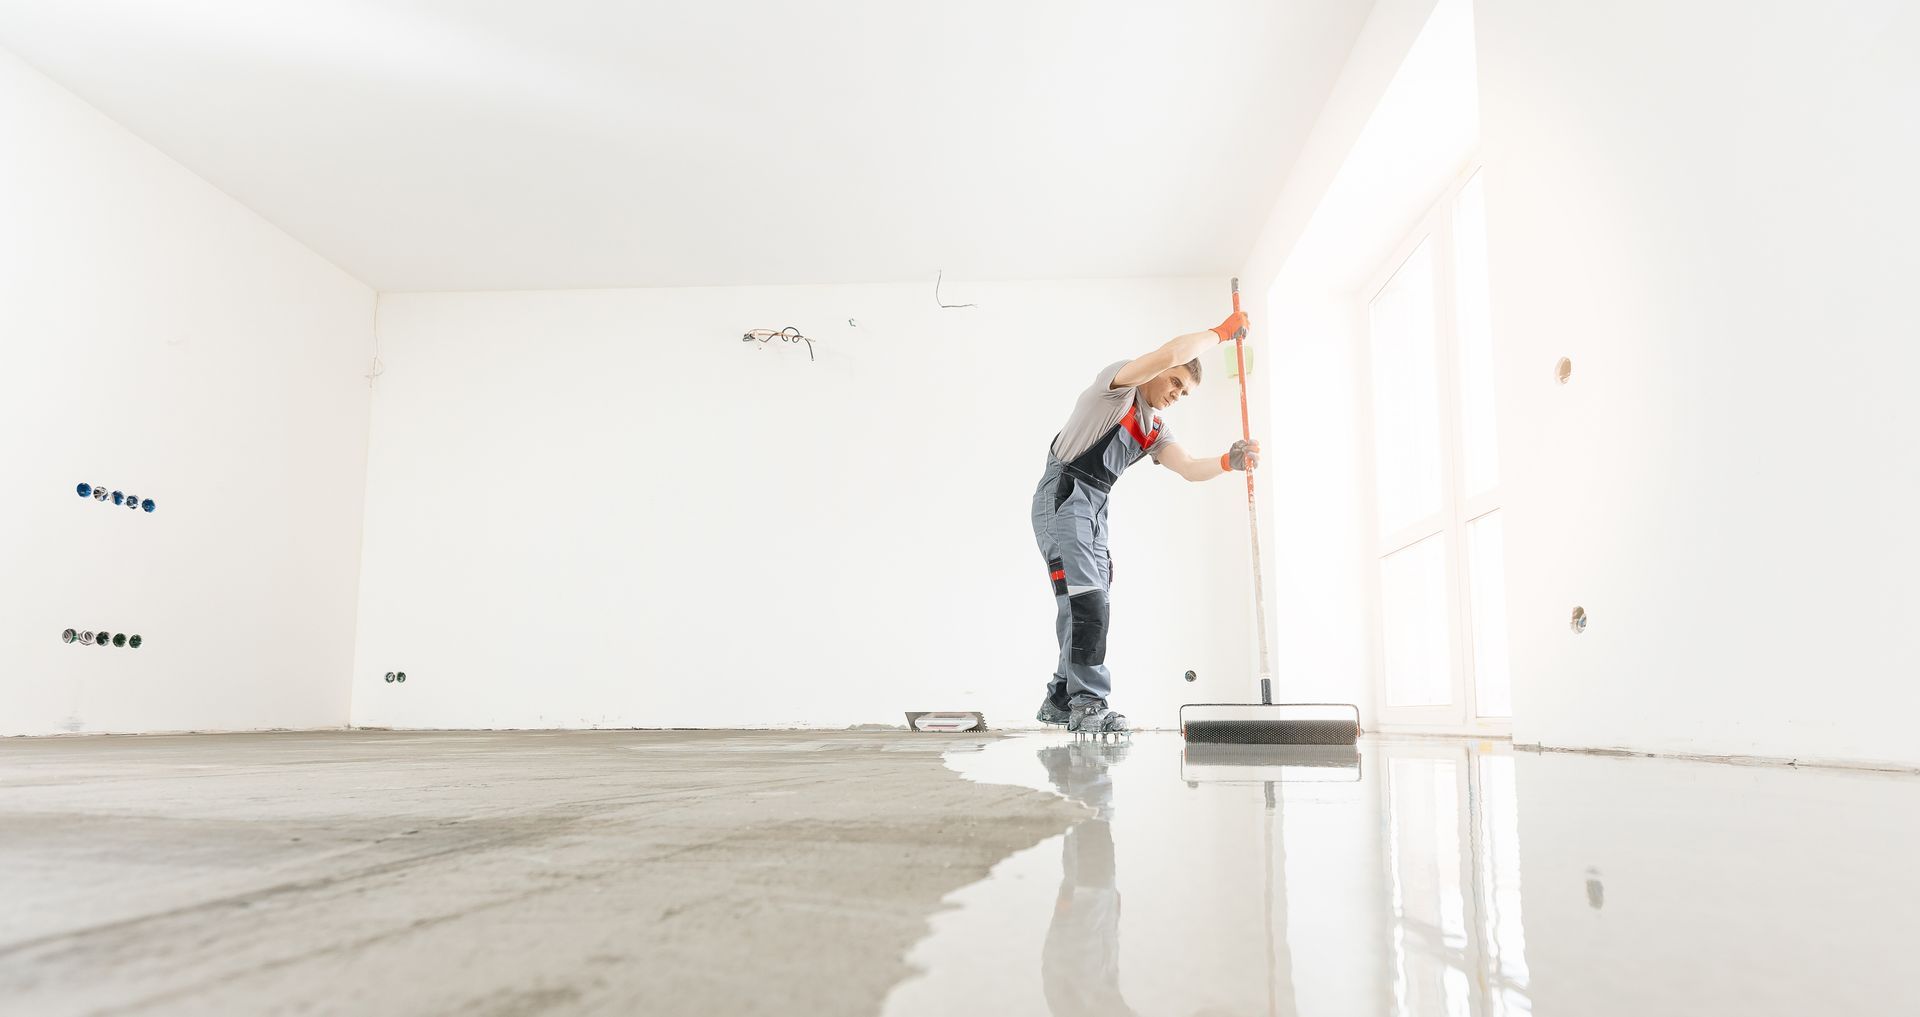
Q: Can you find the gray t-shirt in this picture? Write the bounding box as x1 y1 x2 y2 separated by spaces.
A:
1049 360 1175 463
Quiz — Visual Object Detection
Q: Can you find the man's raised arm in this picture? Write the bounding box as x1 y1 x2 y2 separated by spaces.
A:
1110 311 1249 389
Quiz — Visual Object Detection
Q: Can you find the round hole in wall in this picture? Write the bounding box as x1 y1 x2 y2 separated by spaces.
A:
62 628 77 643
1555 357 1573 384
112 491 124 505
94 486 109 501
128 634 142 649
1570 606 1588 634
113 633 127 647
1184 669 1197 683
142 498 156 513
80 631 95 645
76 483 92 498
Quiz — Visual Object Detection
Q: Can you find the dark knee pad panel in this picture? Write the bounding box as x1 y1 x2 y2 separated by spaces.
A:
1068 590 1110 666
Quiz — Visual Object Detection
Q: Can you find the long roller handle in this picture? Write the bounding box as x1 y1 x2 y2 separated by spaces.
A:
1229 278 1273 705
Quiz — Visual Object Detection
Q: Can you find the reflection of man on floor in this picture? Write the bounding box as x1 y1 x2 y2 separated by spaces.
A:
1037 741 1140 1017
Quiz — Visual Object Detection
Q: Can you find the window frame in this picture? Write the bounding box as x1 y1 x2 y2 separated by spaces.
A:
1356 161 1509 735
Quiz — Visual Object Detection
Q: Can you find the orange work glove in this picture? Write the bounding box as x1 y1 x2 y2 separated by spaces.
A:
1220 439 1261 472
1211 310 1249 343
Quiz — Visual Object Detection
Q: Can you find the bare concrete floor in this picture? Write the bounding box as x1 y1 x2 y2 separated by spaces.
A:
0 730 1083 1016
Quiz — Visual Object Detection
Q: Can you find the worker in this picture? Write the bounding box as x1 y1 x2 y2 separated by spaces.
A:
1031 310 1260 734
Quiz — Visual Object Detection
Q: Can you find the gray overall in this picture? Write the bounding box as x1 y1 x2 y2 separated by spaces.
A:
1030 402 1164 706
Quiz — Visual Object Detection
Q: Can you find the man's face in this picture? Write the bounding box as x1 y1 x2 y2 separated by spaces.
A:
1142 366 1197 410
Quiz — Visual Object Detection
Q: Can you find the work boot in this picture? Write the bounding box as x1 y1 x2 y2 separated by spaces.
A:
1067 699 1129 736
1036 692 1073 726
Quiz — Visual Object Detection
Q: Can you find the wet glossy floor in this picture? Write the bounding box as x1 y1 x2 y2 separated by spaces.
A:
888 733 1920 1017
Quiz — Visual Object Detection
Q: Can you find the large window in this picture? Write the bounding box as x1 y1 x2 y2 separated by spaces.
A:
1364 167 1509 729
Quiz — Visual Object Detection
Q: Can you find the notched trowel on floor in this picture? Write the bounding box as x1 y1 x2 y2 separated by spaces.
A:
905 711 986 733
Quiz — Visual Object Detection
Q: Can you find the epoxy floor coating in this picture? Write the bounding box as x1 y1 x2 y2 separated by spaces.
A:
3 730 1916 1016
898 734 1920 1017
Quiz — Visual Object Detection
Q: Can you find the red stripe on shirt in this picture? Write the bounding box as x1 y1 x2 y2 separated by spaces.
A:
1120 404 1161 449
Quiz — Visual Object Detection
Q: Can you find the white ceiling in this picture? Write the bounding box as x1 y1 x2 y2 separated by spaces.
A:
0 1 1374 292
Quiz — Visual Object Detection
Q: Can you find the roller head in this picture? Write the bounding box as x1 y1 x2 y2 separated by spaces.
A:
1184 719 1359 745
1180 703 1360 745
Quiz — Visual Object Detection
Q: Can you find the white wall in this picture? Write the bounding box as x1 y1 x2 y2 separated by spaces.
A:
352 280 1255 730
1258 288 1374 721
0 48 375 735
1240 0 1445 291
1478 0 1920 767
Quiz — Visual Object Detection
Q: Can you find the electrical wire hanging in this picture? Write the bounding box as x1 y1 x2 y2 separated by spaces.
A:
742 326 816 361
935 269 978 308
